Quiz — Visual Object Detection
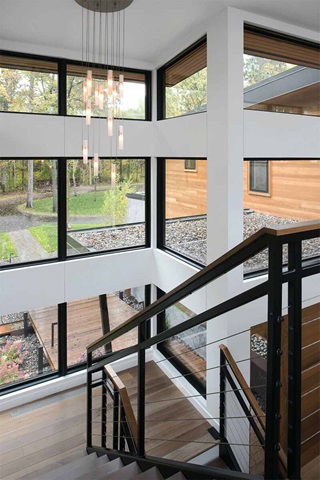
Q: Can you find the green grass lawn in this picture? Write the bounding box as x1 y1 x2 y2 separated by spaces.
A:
0 233 17 259
29 225 58 253
31 191 106 216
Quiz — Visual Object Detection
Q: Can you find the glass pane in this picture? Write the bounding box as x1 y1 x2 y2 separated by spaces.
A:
243 55 320 116
0 159 58 266
67 75 146 119
243 159 320 273
66 159 146 256
164 159 207 265
0 66 58 114
67 287 144 367
166 67 207 118
0 306 57 389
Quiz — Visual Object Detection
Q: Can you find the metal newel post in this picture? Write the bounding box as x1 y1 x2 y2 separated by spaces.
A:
287 240 302 479
265 236 283 479
87 351 93 449
137 321 146 457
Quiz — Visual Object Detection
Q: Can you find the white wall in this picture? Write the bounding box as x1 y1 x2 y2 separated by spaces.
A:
0 114 154 158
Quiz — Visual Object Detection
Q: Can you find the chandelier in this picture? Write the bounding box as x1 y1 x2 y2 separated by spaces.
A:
75 0 133 170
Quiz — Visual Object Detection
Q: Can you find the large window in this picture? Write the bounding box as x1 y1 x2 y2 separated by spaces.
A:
158 158 207 266
0 51 151 119
0 158 150 269
0 160 58 266
158 37 207 119
67 64 147 119
0 54 58 114
243 26 320 116
67 158 148 257
244 159 320 274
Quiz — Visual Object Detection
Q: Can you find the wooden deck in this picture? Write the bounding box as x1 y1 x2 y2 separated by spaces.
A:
0 362 217 480
29 294 138 369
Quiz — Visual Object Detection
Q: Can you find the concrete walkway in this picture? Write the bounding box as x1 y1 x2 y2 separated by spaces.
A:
9 229 50 262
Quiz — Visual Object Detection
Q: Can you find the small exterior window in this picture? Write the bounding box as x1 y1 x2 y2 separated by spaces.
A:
184 159 196 171
249 160 269 193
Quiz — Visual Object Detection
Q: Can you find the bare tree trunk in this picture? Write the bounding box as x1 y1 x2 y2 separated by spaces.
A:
52 160 58 213
89 158 92 186
26 160 34 208
0 162 7 193
72 160 77 196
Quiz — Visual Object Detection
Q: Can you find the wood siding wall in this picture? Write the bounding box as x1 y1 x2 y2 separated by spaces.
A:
165 159 207 219
244 160 320 220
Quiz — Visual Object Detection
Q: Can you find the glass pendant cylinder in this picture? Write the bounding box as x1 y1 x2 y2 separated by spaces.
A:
82 140 88 164
107 70 113 96
111 163 116 188
93 153 99 177
119 74 124 99
107 111 113 136
87 70 92 97
86 100 92 125
94 84 99 106
118 125 124 150
83 79 88 102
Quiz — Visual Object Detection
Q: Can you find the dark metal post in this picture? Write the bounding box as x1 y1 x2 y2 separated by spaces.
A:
87 351 93 449
137 321 146 457
99 294 112 354
51 322 58 348
23 312 28 337
265 236 283 479
287 240 302 479
220 349 226 442
58 303 67 376
113 390 120 450
38 346 44 374
101 368 107 449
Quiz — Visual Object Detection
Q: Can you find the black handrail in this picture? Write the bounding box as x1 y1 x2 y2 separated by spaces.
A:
86 220 320 480
87 220 319 355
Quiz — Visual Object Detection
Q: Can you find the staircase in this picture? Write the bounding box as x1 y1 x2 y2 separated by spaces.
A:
29 452 188 480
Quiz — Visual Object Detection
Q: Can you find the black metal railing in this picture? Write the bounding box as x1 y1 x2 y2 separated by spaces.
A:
86 220 319 480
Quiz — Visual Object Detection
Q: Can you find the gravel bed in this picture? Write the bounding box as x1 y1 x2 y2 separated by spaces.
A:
251 334 267 359
0 333 52 386
69 224 145 251
115 291 144 312
0 312 24 325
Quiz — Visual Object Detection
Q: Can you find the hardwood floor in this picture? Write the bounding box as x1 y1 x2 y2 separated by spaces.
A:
28 294 138 369
0 362 217 480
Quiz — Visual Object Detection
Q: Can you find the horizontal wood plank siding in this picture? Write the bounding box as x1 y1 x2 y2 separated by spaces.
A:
244 160 320 220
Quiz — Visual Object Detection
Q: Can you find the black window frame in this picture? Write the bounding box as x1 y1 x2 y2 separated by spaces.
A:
0 157 151 271
157 36 207 121
157 157 207 269
0 50 152 121
0 285 151 396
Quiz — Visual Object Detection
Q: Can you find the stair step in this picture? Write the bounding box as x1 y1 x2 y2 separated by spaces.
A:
54 454 109 480
166 473 187 480
104 460 141 479
135 466 164 479
74 457 123 480
30 453 98 480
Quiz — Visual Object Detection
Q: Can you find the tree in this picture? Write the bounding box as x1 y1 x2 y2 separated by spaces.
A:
26 160 33 208
52 160 58 213
166 68 207 118
102 180 134 226
243 54 295 87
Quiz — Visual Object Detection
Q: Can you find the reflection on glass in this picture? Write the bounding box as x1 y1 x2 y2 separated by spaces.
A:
158 298 206 388
66 159 146 256
0 160 58 266
0 306 57 389
164 159 207 265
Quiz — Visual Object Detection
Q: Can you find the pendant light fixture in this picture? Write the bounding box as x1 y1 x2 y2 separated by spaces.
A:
76 0 133 165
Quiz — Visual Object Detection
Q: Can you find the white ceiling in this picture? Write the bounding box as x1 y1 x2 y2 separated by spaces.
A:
0 0 319 68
